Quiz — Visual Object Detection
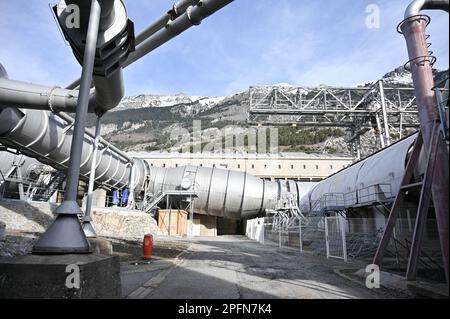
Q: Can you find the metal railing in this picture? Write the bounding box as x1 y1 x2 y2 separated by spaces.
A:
357 183 393 205
309 183 396 214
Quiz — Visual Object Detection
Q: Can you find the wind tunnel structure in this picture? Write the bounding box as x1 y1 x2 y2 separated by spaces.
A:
0 152 44 181
2 0 299 222
0 102 309 219
0 152 47 198
299 133 421 214
0 106 312 219
1 64 305 219
145 166 310 220
0 107 149 194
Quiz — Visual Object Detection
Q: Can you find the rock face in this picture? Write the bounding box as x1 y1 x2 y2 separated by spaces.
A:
0 199 159 238
91 208 161 241
0 200 57 233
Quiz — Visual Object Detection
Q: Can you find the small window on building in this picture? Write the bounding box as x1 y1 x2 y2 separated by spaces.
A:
251 164 255 169
163 164 166 168
316 165 319 170
237 164 241 169
175 164 178 167
303 165 306 169
200 164 203 167
291 165 294 169
278 165 282 169
213 164 216 168
330 165 333 169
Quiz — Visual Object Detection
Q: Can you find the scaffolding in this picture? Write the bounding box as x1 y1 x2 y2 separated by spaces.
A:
248 81 420 157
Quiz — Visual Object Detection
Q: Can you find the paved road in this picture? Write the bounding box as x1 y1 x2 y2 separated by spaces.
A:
123 236 405 299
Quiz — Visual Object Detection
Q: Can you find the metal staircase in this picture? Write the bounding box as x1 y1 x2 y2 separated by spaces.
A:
29 171 66 202
143 190 198 214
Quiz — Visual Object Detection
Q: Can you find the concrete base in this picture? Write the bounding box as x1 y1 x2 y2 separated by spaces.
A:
0 253 121 299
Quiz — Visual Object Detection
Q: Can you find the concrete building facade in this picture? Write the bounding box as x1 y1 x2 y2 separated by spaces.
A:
132 152 355 181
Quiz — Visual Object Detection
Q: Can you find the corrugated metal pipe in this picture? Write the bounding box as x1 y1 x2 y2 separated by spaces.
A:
0 102 308 219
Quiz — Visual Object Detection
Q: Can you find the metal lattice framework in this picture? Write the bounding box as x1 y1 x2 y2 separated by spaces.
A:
248 81 420 149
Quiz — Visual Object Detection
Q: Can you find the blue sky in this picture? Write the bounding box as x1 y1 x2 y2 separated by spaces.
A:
0 0 448 97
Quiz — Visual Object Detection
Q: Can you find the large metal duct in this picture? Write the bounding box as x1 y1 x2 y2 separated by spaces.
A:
299 133 420 213
0 102 317 219
146 166 286 220
0 107 151 192
0 152 44 181
0 152 47 198
0 101 309 219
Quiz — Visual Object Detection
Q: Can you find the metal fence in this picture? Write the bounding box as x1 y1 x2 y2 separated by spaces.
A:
325 216 347 261
245 214 445 278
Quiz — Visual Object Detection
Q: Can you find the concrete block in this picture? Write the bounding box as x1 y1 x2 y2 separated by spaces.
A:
0 253 121 299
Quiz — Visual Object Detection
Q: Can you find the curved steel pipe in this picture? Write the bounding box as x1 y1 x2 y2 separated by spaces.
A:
0 75 123 115
405 0 449 18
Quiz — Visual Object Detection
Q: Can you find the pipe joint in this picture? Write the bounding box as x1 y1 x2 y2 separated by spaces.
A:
405 0 449 18
187 3 204 26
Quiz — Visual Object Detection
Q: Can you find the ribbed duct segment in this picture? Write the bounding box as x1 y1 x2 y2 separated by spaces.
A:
299 133 420 214
146 166 281 219
0 107 147 191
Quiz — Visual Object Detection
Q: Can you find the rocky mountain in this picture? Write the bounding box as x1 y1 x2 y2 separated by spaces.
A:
88 66 448 157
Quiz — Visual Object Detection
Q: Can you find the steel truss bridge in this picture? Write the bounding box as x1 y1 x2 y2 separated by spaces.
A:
248 81 420 157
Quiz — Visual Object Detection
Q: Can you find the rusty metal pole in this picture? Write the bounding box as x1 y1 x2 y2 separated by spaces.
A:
400 15 449 282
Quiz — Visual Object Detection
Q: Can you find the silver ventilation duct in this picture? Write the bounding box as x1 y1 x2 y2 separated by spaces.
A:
0 107 148 192
299 133 422 214
0 101 314 219
0 101 307 219
0 104 309 218
146 166 282 219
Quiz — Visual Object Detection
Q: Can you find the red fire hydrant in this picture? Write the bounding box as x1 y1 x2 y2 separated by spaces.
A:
143 234 153 260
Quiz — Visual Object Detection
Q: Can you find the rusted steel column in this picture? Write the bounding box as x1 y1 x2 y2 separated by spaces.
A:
400 16 449 282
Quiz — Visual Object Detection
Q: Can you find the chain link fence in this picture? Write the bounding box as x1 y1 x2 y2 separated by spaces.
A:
245 213 445 281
